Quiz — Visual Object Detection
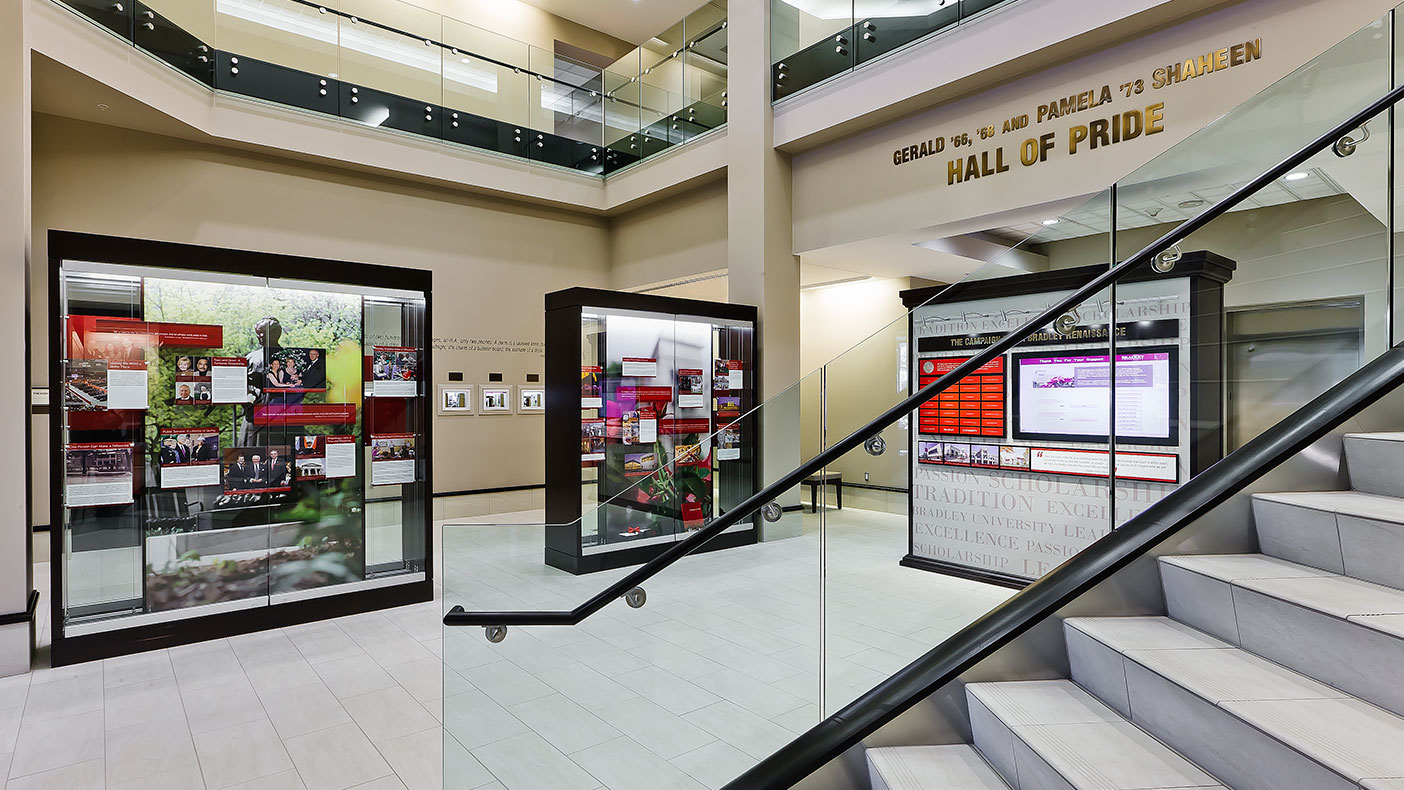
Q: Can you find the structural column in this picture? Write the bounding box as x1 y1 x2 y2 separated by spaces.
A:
727 1 803 539
0 0 34 676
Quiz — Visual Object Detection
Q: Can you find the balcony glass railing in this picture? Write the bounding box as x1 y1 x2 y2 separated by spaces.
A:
443 7 1402 786
56 0 727 175
771 0 1013 101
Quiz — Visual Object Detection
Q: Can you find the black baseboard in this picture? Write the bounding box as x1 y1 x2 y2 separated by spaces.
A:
546 528 758 575
899 554 1032 590
0 590 39 626
53 580 432 666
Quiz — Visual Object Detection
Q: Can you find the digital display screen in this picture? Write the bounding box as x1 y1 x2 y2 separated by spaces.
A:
1011 346 1178 445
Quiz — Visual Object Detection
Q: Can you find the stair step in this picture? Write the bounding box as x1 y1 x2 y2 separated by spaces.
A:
1067 615 1404 790
866 744 1010 790
1343 433 1404 496
966 680 1224 789
1160 553 1404 717
1253 490 1404 587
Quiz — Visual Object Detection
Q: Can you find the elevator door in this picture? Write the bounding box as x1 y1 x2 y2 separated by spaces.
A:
1226 298 1363 452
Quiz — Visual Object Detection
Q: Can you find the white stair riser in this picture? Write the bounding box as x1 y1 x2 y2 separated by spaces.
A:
1343 436 1404 497
969 694 1021 787
1253 498 1404 589
1251 498 1345 574
1065 626 1132 719
1159 564 1404 719
1233 586 1404 718
1160 564 1241 644
1122 661 1353 790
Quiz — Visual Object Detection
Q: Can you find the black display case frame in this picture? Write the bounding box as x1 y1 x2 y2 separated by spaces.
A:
46 231 434 665
544 288 760 574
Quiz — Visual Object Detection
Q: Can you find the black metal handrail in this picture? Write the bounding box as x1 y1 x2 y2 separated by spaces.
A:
728 339 1404 789
445 78 1404 633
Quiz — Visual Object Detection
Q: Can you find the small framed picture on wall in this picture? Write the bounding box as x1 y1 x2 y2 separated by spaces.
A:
480 386 513 414
518 387 545 414
439 385 474 415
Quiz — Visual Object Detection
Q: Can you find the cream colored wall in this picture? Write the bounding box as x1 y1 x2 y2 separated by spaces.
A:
608 177 728 290
1039 194 1392 358
30 114 612 521
791 0 1399 255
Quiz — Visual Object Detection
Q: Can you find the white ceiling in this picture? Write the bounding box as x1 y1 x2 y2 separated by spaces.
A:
517 0 711 45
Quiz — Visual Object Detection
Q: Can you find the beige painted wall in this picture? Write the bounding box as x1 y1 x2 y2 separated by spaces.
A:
791 0 1399 254
30 114 612 522
608 177 728 290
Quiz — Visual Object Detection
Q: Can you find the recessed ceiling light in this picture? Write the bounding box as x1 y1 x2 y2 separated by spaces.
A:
1041 219 1060 226
1284 171 1310 181
1178 199 1206 209
96 103 109 110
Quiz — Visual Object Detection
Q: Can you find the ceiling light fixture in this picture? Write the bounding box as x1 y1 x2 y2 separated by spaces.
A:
1178 199 1206 209
1041 219 1060 226
1284 171 1310 181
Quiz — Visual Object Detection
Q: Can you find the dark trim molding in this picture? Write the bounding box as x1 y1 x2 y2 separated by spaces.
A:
544 287 757 323
899 555 1029 589
844 482 908 494
0 591 40 627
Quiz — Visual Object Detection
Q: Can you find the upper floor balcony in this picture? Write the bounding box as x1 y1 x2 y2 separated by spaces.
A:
55 0 727 176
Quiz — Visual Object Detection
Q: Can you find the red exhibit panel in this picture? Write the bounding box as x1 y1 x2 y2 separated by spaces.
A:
917 356 1006 439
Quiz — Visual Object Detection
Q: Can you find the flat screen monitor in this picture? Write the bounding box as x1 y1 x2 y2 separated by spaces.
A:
1011 345 1179 445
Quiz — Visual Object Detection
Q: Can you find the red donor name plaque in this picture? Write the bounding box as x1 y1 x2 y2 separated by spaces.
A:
659 418 712 435
918 355 1006 438
67 315 223 355
253 403 358 425
617 386 673 403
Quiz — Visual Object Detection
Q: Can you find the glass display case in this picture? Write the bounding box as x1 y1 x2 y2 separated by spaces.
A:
48 231 432 665
545 288 758 574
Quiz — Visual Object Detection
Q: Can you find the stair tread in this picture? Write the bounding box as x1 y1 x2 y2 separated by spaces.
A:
1165 553 1404 619
1068 617 1346 702
1158 553 1332 581
1074 616 1404 782
866 745 1010 789
1344 432 1404 441
1255 490 1404 523
968 680 1224 789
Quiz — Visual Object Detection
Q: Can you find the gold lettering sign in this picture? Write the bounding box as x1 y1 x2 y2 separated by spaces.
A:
889 38 1264 178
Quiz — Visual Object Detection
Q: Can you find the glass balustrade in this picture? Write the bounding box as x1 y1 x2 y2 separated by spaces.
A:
443 6 1404 786
53 0 727 175
771 0 1021 101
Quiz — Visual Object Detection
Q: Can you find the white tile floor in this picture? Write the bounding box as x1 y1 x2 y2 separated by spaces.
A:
8 507 1009 789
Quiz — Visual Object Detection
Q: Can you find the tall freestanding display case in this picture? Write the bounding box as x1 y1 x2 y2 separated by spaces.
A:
48 232 433 665
544 288 759 574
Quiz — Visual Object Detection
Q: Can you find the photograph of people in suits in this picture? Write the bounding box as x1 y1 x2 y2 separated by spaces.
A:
221 445 293 493
159 429 220 468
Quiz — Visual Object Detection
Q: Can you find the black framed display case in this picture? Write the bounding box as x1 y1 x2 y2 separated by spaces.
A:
544 288 759 574
899 252 1235 588
47 231 433 665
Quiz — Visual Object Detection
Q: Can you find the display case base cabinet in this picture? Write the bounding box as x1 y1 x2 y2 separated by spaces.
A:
545 528 758 575
52 581 433 666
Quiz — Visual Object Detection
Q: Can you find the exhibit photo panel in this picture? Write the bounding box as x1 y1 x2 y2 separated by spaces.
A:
901 251 1234 587
49 232 432 664
545 288 758 574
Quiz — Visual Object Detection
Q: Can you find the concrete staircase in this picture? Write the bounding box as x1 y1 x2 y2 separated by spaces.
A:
869 433 1404 790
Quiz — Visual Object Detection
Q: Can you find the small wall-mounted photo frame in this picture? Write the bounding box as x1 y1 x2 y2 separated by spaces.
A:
480 386 513 415
517 386 545 414
438 385 474 415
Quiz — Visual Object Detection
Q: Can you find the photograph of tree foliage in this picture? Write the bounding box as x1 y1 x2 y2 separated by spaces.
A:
141 278 368 609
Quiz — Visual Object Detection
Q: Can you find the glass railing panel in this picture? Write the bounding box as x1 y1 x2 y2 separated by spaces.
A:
684 2 728 137
135 0 215 85
640 20 687 153
852 0 959 67
604 65 645 171
440 17 530 157
213 0 340 112
443 371 820 790
62 0 135 40
528 44 606 167
335 4 444 120
771 0 853 100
